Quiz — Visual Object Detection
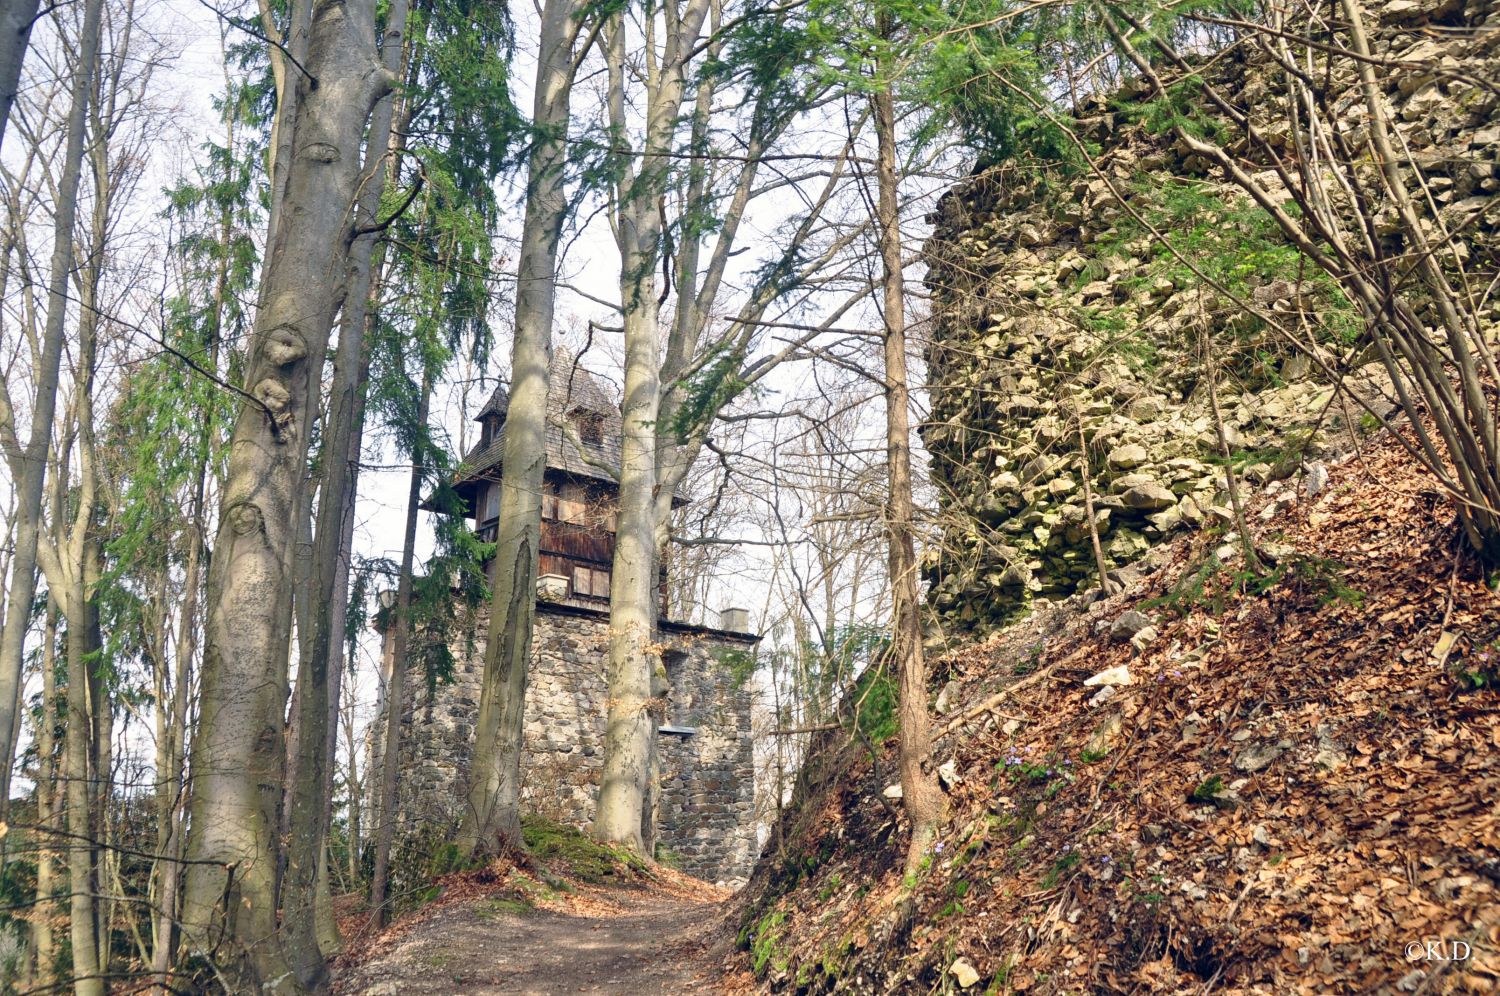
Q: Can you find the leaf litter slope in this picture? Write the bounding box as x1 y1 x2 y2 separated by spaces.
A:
737 422 1500 994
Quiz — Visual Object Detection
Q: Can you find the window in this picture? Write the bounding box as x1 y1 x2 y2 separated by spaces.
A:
574 413 604 446
572 566 610 599
557 498 585 524
542 494 559 520
481 484 500 522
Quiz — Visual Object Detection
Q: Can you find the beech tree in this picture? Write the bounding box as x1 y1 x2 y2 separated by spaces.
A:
591 0 872 853
180 0 391 987
460 0 596 861
0 0 39 147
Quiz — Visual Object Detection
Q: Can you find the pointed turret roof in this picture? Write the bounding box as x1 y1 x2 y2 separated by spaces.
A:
459 349 624 488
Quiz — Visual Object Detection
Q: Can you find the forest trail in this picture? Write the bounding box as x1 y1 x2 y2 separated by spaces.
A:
336 881 737 995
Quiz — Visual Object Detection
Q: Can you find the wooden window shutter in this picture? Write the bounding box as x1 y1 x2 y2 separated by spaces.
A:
592 569 610 599
572 566 591 596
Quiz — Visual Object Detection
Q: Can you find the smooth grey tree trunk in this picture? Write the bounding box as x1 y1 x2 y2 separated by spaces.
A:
0 0 39 150
592 0 710 854
0 0 102 817
282 0 407 980
458 0 585 861
181 0 388 988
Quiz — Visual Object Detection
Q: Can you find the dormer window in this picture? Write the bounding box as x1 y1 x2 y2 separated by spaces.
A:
574 412 604 446
481 414 502 449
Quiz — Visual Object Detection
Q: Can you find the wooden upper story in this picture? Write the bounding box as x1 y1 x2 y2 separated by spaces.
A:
450 351 672 614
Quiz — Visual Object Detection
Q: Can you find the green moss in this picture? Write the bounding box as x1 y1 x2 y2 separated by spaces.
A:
475 896 532 919
1190 775 1226 804
521 815 647 883
750 910 790 976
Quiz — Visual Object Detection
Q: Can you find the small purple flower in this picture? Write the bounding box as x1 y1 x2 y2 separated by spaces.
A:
1101 855 1112 864
934 842 945 854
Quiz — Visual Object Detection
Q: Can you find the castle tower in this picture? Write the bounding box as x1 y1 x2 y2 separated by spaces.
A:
373 350 760 884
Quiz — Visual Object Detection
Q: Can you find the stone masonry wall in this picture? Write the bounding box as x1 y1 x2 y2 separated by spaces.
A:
379 603 758 884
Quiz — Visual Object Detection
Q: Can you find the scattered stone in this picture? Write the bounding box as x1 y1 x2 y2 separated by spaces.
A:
938 759 962 790
1107 443 1149 470
1088 685 1117 708
1087 714 1123 755
1108 610 1154 643
1233 741 1285 773
1084 665 1134 687
951 957 981 989
882 783 904 801
1304 461 1329 496
1129 625 1159 653
934 679 962 716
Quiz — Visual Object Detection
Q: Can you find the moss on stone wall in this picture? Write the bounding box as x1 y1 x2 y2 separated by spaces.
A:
920 6 1500 633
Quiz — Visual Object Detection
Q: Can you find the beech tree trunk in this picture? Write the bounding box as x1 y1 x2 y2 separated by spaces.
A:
458 0 586 860
0 0 38 149
282 0 407 980
33 598 58 984
592 0 712 857
871 72 946 877
181 0 388 987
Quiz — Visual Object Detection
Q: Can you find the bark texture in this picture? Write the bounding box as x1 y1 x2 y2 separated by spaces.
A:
458 0 585 860
0 0 38 148
181 1 388 987
592 0 711 852
872 77 946 877
282 0 407 979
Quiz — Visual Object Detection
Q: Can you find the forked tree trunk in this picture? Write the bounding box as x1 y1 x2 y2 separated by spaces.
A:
57 262 106 996
181 0 388 987
871 72 946 877
0 0 102 817
459 0 586 861
283 0 408 980
592 0 711 856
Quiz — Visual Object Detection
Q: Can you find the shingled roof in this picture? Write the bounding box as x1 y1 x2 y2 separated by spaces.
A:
459 350 623 488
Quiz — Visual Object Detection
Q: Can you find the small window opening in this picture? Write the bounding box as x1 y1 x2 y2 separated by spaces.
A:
575 413 604 446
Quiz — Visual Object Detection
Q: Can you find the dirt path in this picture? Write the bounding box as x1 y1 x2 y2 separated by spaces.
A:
335 886 733 995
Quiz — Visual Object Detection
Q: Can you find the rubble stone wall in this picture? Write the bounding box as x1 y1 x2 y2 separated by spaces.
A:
920 0 1499 633
380 604 759 884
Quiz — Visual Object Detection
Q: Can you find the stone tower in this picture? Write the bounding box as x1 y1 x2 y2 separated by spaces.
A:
372 351 760 884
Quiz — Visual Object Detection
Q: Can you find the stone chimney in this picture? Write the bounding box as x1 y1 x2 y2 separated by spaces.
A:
718 606 750 632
